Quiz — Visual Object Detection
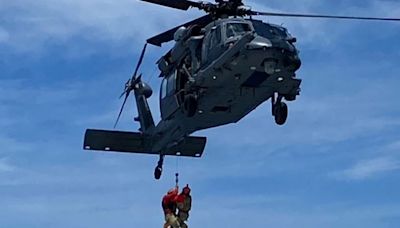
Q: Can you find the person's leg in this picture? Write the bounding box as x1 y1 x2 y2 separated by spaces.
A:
166 214 180 228
178 211 189 222
164 214 173 228
180 221 188 228
170 215 180 228
178 215 189 228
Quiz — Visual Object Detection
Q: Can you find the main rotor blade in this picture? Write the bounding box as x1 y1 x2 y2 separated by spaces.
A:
147 14 213 46
141 0 201 11
251 11 400 21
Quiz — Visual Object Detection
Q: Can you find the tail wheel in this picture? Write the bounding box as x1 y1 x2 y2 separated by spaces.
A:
183 94 198 117
274 102 288 125
154 166 162 180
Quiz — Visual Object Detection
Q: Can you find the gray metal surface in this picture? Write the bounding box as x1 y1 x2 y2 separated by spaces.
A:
84 129 206 157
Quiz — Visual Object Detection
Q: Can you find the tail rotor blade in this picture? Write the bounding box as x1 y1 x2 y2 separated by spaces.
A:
119 91 127 99
132 43 148 81
114 93 130 129
114 42 148 129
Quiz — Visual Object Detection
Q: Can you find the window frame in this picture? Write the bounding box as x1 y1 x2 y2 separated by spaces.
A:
224 22 253 40
160 78 167 99
166 70 176 96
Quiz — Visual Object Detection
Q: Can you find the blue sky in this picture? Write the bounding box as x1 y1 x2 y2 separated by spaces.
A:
1 0 400 227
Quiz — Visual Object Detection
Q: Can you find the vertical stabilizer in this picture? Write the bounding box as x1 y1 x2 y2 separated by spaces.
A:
133 79 155 134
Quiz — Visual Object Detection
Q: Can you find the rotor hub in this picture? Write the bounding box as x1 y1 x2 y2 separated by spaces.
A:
198 0 249 18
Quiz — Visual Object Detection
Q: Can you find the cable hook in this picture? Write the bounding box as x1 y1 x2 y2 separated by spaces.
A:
175 172 179 188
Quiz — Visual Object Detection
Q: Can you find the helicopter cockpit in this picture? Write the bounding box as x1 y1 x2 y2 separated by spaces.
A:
225 22 253 39
250 20 296 42
202 19 254 65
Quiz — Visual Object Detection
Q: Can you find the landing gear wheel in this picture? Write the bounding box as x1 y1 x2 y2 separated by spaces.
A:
154 166 162 180
183 94 198 117
274 102 288 125
154 155 164 180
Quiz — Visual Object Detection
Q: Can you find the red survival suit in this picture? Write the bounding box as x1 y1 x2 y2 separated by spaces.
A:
162 188 179 228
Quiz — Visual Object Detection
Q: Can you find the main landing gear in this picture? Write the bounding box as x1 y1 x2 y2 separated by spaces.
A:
154 155 164 180
271 93 288 125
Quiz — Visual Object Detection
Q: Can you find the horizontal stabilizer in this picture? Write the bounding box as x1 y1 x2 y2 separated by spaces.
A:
83 129 206 157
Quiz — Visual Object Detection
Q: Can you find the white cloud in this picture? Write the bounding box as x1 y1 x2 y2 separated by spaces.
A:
333 157 400 181
0 26 10 43
201 89 400 151
248 1 343 46
192 194 400 228
0 136 30 155
0 0 199 53
1 2 400 227
386 140 400 151
249 0 400 49
2 0 398 54
372 0 400 18
0 79 83 105
0 158 15 172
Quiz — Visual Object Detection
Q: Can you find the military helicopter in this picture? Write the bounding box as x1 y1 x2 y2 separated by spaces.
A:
83 0 400 179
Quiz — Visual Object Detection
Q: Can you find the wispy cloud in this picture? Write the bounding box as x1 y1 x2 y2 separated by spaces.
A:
0 0 199 53
0 26 9 43
0 136 30 155
332 157 400 181
1 1 400 227
193 193 400 228
3 0 398 54
386 141 400 152
202 87 400 151
0 158 15 173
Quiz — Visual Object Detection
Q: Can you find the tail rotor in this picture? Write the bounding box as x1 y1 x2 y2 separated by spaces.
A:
114 43 148 128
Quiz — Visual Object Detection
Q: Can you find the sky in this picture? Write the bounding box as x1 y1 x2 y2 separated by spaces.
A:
1 0 400 227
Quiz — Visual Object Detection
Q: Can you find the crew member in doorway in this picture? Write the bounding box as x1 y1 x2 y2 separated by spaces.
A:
176 185 192 228
162 187 180 228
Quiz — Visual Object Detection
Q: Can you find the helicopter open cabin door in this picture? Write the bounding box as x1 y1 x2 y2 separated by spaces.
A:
160 70 180 119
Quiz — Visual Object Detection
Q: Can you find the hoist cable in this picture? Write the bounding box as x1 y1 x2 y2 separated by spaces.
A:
175 156 180 188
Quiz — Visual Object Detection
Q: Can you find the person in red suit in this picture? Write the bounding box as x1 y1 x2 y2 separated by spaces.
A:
162 187 180 228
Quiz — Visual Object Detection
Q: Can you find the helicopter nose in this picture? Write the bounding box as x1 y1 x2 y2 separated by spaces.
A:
283 51 301 71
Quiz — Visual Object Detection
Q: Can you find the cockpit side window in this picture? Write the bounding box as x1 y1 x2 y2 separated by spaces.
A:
160 71 176 99
161 78 167 99
226 23 252 39
167 71 176 96
210 26 222 48
202 25 223 64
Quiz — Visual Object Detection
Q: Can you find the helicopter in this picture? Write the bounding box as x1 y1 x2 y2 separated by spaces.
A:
83 0 400 180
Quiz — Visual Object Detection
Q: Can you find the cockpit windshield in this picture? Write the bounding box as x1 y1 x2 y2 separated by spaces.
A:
251 20 290 40
268 25 289 38
226 23 252 39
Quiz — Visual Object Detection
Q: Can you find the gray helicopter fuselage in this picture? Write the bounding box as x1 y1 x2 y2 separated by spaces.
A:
150 17 301 152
